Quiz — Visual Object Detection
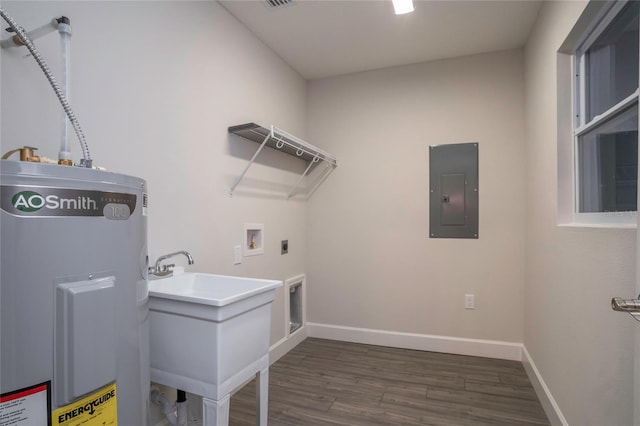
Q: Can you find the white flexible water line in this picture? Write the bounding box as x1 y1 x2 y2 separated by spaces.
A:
58 22 71 163
0 9 92 167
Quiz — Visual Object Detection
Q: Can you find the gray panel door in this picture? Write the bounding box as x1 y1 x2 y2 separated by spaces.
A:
429 143 478 239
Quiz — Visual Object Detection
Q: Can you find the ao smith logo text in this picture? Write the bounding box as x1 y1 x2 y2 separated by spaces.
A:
1 186 137 218
12 191 98 212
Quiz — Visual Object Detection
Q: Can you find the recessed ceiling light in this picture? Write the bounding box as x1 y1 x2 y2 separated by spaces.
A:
392 0 414 15
265 0 293 8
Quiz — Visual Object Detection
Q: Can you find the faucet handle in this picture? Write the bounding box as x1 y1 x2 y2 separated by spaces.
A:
149 250 193 278
147 263 175 276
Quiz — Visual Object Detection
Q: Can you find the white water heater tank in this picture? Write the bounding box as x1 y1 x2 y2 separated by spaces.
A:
0 160 150 425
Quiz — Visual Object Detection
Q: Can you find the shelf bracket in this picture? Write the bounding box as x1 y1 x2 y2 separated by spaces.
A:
306 162 336 199
229 126 273 197
288 155 319 199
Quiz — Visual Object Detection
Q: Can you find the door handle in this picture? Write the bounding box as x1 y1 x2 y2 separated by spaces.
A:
611 296 640 321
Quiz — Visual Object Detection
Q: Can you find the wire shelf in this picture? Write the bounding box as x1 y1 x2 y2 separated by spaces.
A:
228 123 337 198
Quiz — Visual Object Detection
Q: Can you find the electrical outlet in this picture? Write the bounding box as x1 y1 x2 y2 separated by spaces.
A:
281 240 288 255
465 294 475 309
233 245 242 265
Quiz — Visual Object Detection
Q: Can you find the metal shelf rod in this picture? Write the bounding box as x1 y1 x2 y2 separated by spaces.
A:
272 126 337 165
229 128 273 196
243 127 337 166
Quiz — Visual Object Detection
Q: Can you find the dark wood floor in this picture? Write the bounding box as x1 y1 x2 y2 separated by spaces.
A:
229 338 550 426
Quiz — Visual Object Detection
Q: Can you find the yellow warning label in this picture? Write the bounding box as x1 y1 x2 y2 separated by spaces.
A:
52 382 117 426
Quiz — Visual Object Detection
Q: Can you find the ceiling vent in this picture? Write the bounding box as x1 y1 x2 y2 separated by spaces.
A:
266 0 293 7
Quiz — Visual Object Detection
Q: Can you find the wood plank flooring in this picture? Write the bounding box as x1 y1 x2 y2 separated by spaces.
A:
229 338 550 426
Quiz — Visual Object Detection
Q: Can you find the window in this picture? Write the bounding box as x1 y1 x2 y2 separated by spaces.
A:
573 0 639 224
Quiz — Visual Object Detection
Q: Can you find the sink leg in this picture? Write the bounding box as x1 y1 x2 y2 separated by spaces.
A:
256 368 268 426
202 394 230 426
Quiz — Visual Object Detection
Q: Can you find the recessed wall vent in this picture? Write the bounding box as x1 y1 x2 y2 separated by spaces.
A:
266 0 293 7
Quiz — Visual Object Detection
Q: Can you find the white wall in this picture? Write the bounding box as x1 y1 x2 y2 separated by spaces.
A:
1 1 307 421
524 2 637 425
306 49 526 344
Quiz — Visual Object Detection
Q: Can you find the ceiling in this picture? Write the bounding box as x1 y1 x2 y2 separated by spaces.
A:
219 0 543 80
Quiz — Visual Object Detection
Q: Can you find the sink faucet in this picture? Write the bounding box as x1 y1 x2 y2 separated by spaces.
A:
149 251 194 277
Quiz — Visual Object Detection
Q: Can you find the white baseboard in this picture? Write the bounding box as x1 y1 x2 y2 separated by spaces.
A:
521 345 568 426
306 322 523 361
269 325 308 365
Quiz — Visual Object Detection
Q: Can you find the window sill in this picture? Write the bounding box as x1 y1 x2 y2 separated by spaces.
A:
558 222 637 229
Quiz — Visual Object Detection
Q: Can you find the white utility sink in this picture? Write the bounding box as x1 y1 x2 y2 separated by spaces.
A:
148 271 282 426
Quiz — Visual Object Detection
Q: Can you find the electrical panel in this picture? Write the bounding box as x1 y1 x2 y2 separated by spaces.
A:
429 143 478 239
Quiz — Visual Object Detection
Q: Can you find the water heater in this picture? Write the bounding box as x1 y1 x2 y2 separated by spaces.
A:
0 160 150 425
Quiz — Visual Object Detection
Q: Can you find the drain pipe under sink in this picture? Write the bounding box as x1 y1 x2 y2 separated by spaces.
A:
151 389 187 426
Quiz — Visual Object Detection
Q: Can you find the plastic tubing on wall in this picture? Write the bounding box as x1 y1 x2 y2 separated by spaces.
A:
58 22 72 163
0 8 92 167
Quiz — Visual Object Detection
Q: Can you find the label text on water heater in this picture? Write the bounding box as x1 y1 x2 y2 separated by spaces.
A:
1 186 137 219
12 191 99 212
52 382 117 426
